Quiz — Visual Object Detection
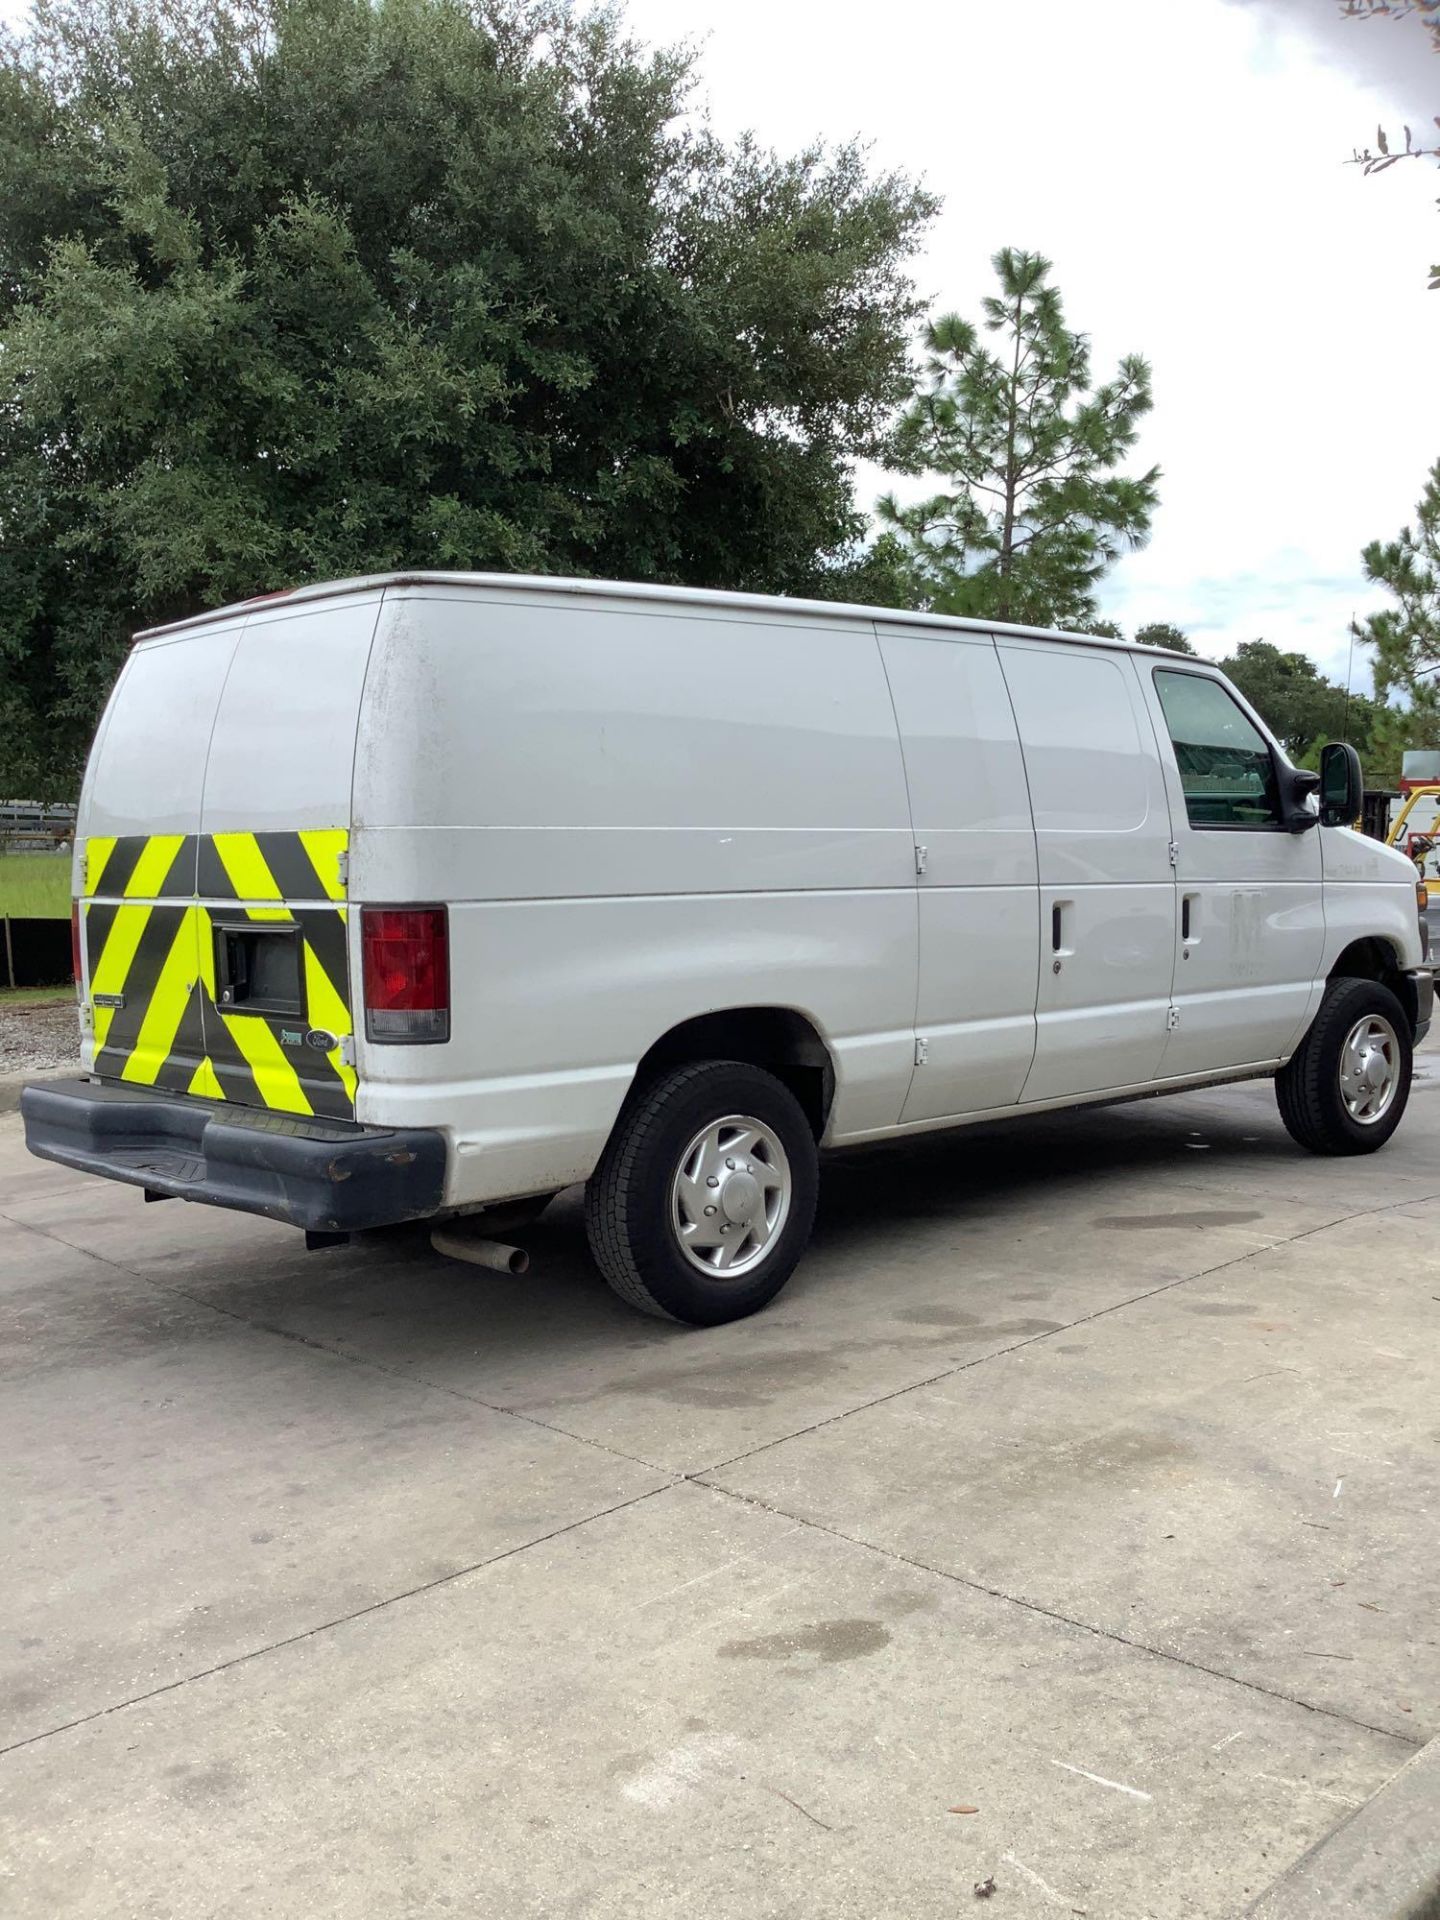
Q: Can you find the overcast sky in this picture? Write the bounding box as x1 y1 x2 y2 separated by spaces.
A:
619 0 1437 685
3 0 1436 685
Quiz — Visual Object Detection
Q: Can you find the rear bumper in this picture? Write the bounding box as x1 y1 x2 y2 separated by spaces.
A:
1411 967 1434 1046
20 1078 447 1233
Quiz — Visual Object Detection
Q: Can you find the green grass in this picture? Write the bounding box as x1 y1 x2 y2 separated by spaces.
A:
0 985 73 1006
0 853 71 920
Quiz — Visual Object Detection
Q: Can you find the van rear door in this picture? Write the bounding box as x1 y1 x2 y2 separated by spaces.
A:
79 623 244 1095
194 592 382 1119
79 590 381 1122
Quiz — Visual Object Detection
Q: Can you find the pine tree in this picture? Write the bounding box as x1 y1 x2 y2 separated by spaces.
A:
878 249 1159 629
1355 459 1440 763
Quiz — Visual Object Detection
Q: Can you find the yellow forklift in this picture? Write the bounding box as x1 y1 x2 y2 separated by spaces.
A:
1385 783 1440 958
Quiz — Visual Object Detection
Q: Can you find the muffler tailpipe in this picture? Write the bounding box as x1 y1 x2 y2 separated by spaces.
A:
430 1226 530 1275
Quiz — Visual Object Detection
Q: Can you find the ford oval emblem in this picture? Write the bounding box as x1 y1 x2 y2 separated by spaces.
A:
304 1028 338 1052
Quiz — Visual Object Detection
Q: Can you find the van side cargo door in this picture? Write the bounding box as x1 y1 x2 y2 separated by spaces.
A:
877 626 1040 1121
998 641 1178 1102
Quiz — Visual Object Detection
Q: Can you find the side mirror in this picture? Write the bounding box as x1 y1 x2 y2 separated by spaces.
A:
1278 762 1320 833
1319 741 1363 828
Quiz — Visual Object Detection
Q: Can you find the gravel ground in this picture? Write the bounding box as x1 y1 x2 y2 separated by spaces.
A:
0 999 80 1074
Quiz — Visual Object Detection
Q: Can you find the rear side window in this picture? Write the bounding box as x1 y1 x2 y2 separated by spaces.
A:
1154 671 1281 829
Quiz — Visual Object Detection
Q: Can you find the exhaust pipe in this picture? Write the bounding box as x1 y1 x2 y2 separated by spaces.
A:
430 1225 530 1275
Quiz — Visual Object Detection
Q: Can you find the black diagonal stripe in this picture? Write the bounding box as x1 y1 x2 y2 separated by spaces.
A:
150 980 207 1093
156 834 199 899
255 832 329 903
84 901 120 976
298 1059 353 1119
293 908 351 1015
197 984 264 1108
90 834 147 901
92 906 192 1075
85 837 118 897
92 906 190 1069
294 907 355 1117
196 836 233 901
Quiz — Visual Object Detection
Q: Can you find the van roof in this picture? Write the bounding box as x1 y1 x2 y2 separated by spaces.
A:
135 571 1185 661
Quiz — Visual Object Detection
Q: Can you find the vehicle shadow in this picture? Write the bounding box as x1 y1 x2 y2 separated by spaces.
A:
235 1078 1302 1371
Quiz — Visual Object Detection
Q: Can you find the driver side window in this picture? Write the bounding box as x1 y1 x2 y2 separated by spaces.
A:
1154 670 1282 829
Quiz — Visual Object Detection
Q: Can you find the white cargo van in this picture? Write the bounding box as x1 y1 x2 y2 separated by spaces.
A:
23 574 1431 1324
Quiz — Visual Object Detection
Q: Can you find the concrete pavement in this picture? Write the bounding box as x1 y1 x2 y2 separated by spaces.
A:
3 1060 1438 1916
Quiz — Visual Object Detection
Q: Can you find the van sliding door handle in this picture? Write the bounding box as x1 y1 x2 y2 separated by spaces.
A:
1052 903 1063 951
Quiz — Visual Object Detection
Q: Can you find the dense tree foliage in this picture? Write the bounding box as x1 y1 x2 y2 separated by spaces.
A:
0 0 935 794
1216 639 1380 762
877 248 1159 631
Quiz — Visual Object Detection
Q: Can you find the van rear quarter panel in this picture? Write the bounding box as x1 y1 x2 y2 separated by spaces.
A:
351 588 918 1202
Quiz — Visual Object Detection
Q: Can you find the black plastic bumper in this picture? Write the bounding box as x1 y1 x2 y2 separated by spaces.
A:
1411 967 1434 1045
20 1078 447 1233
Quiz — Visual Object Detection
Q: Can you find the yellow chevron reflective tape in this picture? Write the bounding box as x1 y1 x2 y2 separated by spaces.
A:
120 906 200 1086
213 832 282 903
84 837 117 897
124 834 186 899
88 902 152 1052
218 1010 313 1116
243 904 293 924
297 829 348 902
303 936 357 1105
187 1056 224 1101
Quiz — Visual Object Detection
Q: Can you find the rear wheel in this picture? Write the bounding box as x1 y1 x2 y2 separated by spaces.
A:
585 1061 819 1325
1276 976 1412 1155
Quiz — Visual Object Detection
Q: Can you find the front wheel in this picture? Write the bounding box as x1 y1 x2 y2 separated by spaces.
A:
1276 976 1413 1155
585 1061 819 1325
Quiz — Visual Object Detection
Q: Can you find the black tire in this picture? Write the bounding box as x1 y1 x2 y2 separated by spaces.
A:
1276 975 1413 1155
585 1061 819 1325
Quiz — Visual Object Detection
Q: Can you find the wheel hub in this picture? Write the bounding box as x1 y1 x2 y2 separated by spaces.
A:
670 1114 793 1278
1338 1013 1400 1125
719 1168 761 1224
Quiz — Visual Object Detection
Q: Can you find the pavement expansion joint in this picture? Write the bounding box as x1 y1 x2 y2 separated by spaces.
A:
693 1477 1425 1752
0 1482 673 1763
691 1189 1440 1484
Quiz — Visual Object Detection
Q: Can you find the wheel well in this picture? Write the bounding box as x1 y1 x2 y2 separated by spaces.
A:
629 1009 835 1139
1330 937 1416 1033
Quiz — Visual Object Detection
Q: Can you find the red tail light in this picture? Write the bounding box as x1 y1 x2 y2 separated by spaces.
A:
71 901 82 989
361 907 449 1044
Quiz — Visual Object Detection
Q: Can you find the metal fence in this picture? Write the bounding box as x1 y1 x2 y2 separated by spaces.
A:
0 801 77 855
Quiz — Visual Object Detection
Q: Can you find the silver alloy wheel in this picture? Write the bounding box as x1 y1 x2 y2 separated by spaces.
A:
1338 1013 1401 1124
670 1113 792 1277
